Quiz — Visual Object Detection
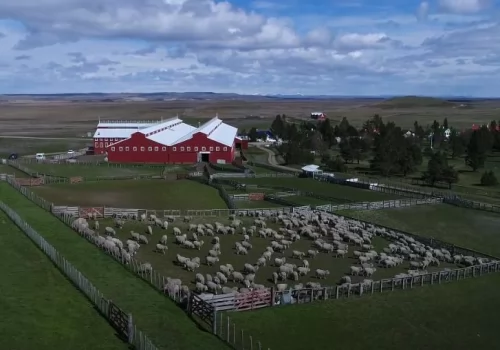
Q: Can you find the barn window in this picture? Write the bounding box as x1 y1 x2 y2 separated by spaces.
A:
154 146 159 151
133 147 137 151
100 143 103 148
223 147 227 151
202 147 206 151
125 147 129 151
181 147 185 151
187 147 191 151
141 147 145 151
105 138 108 141
162 147 166 151
173 147 177 151
119 147 123 151
216 147 220 151
209 147 213 151
194 147 198 151
148 146 152 151
111 147 115 151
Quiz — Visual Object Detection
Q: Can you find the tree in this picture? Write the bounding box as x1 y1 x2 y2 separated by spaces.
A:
325 156 347 173
413 121 425 139
318 118 336 147
443 117 449 130
449 130 466 159
270 115 286 139
248 127 258 142
422 151 458 188
466 128 491 171
481 170 498 186
339 139 354 163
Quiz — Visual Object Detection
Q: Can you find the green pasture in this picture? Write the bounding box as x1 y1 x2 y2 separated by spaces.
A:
20 162 165 178
31 179 228 209
233 177 402 202
0 164 29 178
339 204 500 258
0 183 229 350
230 272 500 350
0 211 127 350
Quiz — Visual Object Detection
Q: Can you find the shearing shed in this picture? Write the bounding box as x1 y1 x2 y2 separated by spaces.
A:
94 116 243 164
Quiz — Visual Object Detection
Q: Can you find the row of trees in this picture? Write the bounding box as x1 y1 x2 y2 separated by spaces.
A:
263 114 500 188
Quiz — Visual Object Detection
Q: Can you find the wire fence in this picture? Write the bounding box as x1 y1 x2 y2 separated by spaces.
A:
0 202 159 350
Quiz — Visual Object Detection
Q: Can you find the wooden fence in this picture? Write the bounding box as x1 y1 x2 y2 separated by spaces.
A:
0 202 158 350
274 262 500 306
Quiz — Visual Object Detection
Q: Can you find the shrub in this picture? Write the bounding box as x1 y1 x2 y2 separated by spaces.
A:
480 170 498 186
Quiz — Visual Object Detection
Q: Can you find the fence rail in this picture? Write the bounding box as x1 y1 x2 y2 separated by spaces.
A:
0 202 158 350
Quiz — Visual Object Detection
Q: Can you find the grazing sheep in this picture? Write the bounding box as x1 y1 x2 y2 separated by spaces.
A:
243 263 258 274
176 254 190 265
335 249 348 258
185 260 200 271
146 226 153 235
315 269 330 279
206 256 219 266
155 244 168 254
160 235 168 245
94 220 100 230
306 249 319 258
138 235 149 244
195 273 205 284
105 227 116 236
195 282 208 292
173 227 182 236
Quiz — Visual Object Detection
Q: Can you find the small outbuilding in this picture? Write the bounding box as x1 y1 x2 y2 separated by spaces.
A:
301 164 323 177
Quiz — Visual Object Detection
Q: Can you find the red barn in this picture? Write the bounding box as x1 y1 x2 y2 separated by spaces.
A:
93 120 161 155
103 116 238 164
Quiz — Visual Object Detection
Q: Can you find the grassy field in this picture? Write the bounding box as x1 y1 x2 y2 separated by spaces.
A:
92 215 457 291
21 162 165 178
0 164 29 177
338 204 500 258
0 183 229 350
234 200 284 208
32 179 228 209
234 177 402 202
0 137 91 158
230 272 500 350
0 211 127 350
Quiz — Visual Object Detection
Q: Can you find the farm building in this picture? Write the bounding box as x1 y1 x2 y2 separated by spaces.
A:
100 116 242 164
310 112 326 120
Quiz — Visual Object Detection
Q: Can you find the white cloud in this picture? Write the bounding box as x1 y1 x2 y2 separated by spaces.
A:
0 1 499 96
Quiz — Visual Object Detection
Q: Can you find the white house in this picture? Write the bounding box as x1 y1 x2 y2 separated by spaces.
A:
444 128 451 138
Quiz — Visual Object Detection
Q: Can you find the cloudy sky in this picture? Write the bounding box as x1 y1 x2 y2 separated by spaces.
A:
0 0 499 96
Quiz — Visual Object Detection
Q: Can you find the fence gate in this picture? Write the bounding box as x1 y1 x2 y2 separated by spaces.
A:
189 295 215 331
79 207 104 218
108 301 130 339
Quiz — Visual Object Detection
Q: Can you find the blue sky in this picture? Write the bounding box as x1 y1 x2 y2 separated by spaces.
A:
0 0 499 96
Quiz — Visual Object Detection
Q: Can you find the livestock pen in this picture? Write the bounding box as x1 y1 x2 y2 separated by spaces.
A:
0 182 231 350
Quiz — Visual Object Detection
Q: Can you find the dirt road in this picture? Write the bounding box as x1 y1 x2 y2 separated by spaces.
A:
254 145 299 172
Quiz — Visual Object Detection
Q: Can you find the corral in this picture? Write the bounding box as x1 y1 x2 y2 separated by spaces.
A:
0 211 127 350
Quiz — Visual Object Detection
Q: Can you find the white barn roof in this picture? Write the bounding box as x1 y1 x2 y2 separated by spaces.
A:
97 121 160 128
94 120 162 138
148 123 197 146
94 128 139 138
301 164 321 172
172 117 237 147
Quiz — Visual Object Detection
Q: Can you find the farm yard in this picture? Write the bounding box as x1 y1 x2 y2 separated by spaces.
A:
0 211 127 350
31 179 228 209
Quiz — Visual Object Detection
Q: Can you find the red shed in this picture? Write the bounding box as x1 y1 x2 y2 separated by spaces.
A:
105 116 238 164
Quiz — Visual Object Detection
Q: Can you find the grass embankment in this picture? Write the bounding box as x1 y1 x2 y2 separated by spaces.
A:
231 273 500 350
0 183 228 350
31 179 228 209
339 204 500 257
0 211 127 350
21 162 164 178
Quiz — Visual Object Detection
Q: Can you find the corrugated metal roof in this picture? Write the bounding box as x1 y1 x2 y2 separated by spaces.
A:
140 117 182 135
97 121 161 128
147 123 197 146
172 117 237 147
208 122 237 147
93 128 139 138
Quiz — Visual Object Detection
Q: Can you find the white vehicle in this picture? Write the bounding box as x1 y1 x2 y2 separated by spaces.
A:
35 153 46 161
67 150 75 155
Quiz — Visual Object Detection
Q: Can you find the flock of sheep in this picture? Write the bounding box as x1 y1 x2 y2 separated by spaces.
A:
68 209 495 300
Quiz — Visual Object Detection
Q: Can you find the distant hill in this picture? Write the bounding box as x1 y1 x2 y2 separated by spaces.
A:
375 96 457 109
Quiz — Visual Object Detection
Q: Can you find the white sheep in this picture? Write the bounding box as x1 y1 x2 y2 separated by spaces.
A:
315 269 330 279
306 249 319 258
173 227 182 236
195 273 205 284
182 240 195 249
185 260 200 271
176 254 190 265
130 231 140 241
206 281 221 293
195 282 207 292
139 235 149 244
146 226 153 235
206 256 219 266
105 227 116 236
208 250 219 258
160 235 168 245
243 263 258 274
302 259 309 268
155 244 168 254
236 246 248 255
335 249 348 258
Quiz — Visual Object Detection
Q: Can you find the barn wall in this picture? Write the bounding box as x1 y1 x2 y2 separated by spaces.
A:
106 133 169 163
94 137 126 155
172 133 234 163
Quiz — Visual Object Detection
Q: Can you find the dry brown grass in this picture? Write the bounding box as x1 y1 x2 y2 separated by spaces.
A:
1 99 499 137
